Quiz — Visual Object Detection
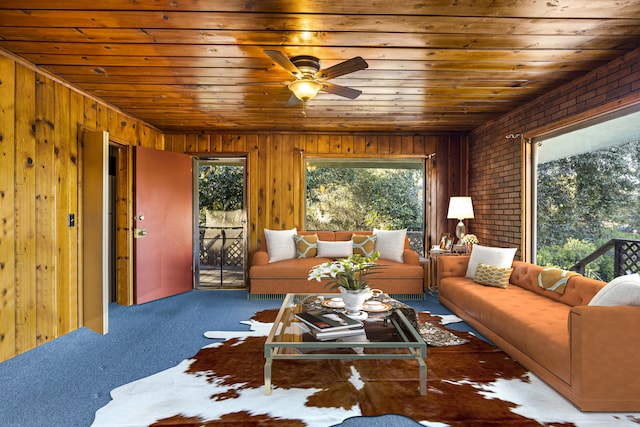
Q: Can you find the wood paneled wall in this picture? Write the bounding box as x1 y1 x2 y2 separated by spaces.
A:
0 53 163 362
164 132 468 256
0 49 466 363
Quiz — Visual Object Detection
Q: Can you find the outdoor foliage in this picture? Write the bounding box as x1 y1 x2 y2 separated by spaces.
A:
537 140 640 280
305 167 423 231
536 238 614 281
198 165 243 214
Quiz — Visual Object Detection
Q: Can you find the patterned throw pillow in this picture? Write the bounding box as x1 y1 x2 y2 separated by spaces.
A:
474 263 513 288
293 234 318 258
352 234 377 257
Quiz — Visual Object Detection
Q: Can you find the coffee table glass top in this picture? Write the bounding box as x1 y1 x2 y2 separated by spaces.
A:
264 293 427 395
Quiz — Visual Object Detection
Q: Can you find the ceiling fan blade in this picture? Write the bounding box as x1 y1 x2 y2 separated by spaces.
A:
286 93 302 107
318 57 368 80
264 50 300 76
321 82 363 100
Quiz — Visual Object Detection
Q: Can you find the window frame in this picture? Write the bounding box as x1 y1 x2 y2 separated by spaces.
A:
302 155 428 255
523 101 640 264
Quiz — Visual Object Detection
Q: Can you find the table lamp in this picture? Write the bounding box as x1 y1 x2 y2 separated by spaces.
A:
447 197 474 245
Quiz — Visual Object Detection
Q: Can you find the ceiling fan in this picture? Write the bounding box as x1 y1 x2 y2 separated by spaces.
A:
262 50 369 110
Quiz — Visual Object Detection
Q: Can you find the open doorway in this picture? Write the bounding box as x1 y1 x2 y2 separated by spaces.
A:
108 146 117 302
195 157 247 289
107 141 133 306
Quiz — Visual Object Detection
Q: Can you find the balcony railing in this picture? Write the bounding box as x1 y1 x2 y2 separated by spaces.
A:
199 226 244 267
570 238 640 278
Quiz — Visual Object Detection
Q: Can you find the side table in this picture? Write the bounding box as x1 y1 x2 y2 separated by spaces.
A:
425 248 467 293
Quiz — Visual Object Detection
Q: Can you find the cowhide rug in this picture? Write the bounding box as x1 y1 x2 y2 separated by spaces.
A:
92 310 640 427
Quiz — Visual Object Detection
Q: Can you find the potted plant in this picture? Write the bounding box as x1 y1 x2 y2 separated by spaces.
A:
460 234 479 253
308 252 381 315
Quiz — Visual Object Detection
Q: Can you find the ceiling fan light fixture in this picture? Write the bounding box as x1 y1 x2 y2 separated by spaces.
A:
288 79 323 101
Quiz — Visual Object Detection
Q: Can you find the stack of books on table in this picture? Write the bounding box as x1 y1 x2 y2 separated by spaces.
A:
295 310 365 341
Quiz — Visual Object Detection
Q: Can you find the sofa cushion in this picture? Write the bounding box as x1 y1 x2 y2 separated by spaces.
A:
588 273 640 306
439 276 571 383
317 240 353 258
373 228 406 263
293 234 318 258
251 257 332 280
264 228 297 263
335 231 358 241
474 263 513 288
465 245 517 278
308 231 337 241
511 261 605 307
250 256 422 280
352 234 377 257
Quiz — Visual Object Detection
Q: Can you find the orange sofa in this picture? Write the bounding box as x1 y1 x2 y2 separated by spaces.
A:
249 231 424 298
437 255 640 412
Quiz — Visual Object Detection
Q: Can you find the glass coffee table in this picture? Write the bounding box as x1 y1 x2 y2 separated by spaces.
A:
264 293 427 395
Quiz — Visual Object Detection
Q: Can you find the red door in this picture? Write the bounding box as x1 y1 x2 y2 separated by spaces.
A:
134 146 193 304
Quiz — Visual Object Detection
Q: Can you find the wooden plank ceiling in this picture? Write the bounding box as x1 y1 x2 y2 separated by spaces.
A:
1 1 639 133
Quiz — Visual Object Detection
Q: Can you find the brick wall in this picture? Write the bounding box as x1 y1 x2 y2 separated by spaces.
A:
468 47 640 256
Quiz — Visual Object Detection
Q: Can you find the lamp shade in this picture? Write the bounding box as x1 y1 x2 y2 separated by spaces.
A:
447 197 475 220
288 79 322 101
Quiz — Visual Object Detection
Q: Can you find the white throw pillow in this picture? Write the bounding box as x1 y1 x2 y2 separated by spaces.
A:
317 240 353 258
588 273 640 306
264 228 297 263
373 228 407 263
465 244 517 279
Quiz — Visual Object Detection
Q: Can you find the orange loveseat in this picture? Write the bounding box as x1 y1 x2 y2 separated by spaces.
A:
249 230 424 298
438 255 640 412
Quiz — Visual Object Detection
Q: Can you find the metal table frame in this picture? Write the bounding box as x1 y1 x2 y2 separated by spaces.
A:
264 293 427 395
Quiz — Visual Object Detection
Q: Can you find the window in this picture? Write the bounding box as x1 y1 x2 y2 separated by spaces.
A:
304 158 425 255
533 110 640 280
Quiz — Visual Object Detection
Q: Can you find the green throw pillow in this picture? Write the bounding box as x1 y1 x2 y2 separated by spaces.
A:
352 234 377 257
293 234 318 258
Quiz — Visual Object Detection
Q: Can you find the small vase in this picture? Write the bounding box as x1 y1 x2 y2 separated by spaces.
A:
339 287 371 317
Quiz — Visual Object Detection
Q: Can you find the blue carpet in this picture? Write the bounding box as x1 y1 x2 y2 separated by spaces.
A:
0 290 472 427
